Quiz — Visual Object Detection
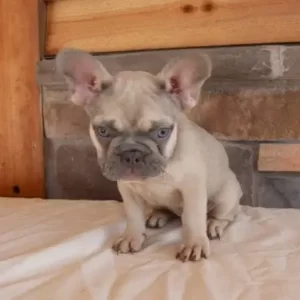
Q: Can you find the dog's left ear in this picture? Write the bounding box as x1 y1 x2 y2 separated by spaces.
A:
157 54 212 110
56 48 112 107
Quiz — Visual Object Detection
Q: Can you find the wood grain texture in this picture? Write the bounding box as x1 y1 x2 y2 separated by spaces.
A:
39 0 47 58
0 0 45 197
258 144 300 172
45 0 300 55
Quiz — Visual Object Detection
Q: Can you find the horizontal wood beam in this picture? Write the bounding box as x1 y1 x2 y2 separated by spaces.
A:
0 0 45 197
258 144 300 172
45 0 300 55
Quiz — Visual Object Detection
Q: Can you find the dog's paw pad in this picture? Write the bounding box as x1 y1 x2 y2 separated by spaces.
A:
207 219 229 240
112 233 146 254
176 237 210 262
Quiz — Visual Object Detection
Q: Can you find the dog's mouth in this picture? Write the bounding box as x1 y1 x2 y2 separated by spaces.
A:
103 168 165 182
100 160 166 182
123 168 146 180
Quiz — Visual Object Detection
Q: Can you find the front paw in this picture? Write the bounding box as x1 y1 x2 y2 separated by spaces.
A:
112 233 146 254
176 236 210 262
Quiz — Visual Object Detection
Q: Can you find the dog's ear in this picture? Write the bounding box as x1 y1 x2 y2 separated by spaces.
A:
157 54 212 110
56 48 112 106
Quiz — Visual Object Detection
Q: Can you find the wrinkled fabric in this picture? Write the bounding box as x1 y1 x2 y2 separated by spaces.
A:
0 198 299 300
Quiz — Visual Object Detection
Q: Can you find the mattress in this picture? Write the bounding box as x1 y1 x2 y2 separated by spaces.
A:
0 198 299 300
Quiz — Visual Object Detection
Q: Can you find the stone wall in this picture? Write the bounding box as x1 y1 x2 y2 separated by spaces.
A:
38 45 300 207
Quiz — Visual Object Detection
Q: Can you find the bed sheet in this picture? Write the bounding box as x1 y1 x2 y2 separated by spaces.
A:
0 198 299 300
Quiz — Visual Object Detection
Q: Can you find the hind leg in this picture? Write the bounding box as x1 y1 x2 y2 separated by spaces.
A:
207 219 230 240
146 209 175 229
207 172 242 240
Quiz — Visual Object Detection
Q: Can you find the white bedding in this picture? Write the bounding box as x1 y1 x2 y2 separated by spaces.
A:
0 198 300 300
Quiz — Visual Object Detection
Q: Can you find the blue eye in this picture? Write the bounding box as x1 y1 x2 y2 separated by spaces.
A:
157 128 171 138
97 126 109 137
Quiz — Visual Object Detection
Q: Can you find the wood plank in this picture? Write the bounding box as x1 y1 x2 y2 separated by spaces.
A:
45 0 300 55
0 0 45 197
39 0 47 59
258 144 300 172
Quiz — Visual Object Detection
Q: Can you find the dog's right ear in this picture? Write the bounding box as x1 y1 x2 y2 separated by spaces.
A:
157 54 212 111
56 48 112 106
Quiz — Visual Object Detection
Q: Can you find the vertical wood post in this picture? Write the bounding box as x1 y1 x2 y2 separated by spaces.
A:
0 0 45 197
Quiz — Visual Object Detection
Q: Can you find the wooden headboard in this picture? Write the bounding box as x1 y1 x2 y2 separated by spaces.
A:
45 0 300 55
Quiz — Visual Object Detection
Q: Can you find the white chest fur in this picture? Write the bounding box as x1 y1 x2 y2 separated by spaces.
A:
130 177 183 216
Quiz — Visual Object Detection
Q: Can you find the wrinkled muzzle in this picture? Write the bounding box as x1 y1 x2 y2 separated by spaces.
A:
100 142 167 181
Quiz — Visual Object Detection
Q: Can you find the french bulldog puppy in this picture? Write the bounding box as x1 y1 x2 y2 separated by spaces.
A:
56 49 242 262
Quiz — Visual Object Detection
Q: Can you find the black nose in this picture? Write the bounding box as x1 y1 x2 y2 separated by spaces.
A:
121 150 144 167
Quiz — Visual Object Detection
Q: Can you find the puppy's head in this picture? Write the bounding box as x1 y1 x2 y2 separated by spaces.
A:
56 49 211 182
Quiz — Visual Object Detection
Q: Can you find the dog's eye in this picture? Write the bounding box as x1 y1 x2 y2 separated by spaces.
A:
156 128 171 139
97 126 109 137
